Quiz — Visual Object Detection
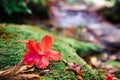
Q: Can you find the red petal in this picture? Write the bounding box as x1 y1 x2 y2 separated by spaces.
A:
45 50 61 61
23 52 38 67
35 56 49 69
40 35 53 52
105 74 113 80
26 40 40 53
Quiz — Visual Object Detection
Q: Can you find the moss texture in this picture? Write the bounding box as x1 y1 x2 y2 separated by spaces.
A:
0 24 104 80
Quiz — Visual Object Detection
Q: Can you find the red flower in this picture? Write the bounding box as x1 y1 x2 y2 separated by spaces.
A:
22 35 61 69
105 74 113 80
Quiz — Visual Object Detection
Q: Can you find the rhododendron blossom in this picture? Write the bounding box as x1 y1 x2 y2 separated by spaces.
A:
22 35 61 69
105 74 113 80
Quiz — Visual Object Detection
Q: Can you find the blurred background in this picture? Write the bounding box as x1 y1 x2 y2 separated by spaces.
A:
0 0 120 78
1 0 120 47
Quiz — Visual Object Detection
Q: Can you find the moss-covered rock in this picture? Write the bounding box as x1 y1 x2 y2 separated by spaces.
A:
0 24 104 80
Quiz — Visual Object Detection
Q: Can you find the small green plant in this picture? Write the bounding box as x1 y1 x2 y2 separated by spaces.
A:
0 0 29 15
0 0 49 22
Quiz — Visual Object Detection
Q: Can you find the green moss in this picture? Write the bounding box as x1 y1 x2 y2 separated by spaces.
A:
105 60 120 71
43 61 77 80
0 24 104 80
59 38 102 56
105 60 120 67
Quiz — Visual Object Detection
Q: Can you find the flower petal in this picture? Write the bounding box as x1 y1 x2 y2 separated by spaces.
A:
35 56 49 69
23 52 38 67
40 35 53 52
105 74 113 80
26 40 40 53
45 50 61 61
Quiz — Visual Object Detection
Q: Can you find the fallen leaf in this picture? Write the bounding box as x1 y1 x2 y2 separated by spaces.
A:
0 61 22 76
78 75 83 80
62 58 84 80
17 73 43 79
15 65 28 74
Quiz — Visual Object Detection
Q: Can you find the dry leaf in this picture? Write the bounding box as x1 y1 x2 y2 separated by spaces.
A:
15 65 28 74
0 61 22 76
77 75 83 80
62 58 84 80
0 61 28 76
17 73 43 79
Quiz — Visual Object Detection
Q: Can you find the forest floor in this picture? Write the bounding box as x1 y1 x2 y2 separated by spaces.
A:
0 1 120 80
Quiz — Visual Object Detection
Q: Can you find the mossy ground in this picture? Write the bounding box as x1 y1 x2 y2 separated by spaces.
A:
0 24 104 80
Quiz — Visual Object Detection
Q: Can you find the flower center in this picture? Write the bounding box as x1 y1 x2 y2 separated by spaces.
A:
38 51 44 55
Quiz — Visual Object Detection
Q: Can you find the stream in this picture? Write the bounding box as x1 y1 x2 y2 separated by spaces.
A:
51 5 120 49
